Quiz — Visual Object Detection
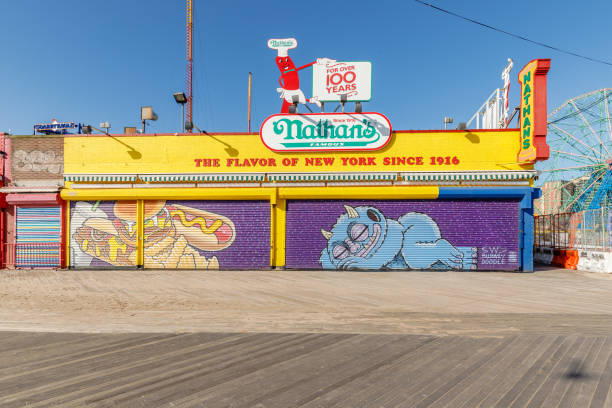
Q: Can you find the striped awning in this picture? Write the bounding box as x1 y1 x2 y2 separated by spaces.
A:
268 173 397 182
63 171 535 184
139 173 265 182
401 171 536 182
64 174 138 182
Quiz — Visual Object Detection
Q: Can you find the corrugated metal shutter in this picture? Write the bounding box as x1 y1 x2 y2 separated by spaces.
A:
285 200 520 271
16 206 61 268
144 200 270 270
69 201 137 268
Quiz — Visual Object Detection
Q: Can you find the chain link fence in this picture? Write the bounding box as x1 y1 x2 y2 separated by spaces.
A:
535 207 612 251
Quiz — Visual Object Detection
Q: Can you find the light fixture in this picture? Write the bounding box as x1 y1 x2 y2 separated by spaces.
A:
140 106 158 133
173 92 188 132
141 106 158 121
173 92 187 104
100 122 111 134
444 117 454 130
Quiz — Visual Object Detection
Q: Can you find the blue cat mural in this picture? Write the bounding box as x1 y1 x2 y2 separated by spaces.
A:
319 205 477 270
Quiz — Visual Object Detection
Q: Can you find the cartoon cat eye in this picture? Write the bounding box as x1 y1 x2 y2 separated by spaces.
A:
367 209 380 222
349 223 369 242
332 243 350 260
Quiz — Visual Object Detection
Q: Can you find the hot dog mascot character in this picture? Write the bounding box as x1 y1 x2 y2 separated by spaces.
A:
267 38 335 113
72 201 236 269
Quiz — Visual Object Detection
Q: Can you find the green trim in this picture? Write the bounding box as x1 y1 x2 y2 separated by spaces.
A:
64 171 535 184
138 174 265 183
400 171 536 182
267 173 397 182
64 174 138 182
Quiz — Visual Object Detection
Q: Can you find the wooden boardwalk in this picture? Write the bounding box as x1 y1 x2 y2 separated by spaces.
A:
1 331 611 407
1 267 612 406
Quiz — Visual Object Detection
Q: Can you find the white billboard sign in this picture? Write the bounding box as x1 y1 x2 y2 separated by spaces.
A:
260 112 391 152
312 61 372 102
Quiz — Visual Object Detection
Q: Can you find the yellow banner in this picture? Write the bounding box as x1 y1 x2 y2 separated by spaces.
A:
517 61 537 163
64 130 531 175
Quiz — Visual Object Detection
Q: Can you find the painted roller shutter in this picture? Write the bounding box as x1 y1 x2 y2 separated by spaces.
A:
69 201 137 268
144 200 270 270
16 206 61 268
285 199 520 271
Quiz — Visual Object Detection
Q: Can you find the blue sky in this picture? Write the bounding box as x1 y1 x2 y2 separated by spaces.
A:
1 0 611 135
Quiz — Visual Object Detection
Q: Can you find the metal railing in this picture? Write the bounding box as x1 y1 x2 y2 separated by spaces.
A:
535 207 612 251
4 243 62 269
466 88 504 129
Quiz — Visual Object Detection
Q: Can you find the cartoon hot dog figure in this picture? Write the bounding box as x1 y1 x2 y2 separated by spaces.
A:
72 201 236 269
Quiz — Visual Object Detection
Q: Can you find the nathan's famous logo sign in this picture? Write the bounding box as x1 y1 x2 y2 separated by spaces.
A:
517 61 537 163
260 113 392 152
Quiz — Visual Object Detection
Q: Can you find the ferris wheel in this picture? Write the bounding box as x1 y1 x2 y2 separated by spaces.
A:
536 88 612 214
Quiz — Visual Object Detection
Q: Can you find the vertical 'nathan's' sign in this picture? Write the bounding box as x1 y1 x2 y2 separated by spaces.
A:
517 59 551 163
260 113 392 152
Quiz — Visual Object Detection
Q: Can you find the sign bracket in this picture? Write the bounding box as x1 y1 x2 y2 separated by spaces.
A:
332 94 362 113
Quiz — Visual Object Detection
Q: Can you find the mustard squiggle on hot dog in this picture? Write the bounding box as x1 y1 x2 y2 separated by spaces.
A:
169 210 223 234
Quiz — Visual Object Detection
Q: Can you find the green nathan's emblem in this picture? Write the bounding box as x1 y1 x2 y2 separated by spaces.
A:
273 118 381 148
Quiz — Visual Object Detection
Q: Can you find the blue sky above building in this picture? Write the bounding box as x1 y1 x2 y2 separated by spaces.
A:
1 0 610 134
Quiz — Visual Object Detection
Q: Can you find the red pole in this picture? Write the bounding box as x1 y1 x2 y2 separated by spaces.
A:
0 133 5 269
60 197 66 269
0 208 4 269
186 0 193 132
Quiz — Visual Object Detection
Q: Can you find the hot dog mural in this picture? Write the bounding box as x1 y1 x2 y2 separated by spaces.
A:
69 200 271 269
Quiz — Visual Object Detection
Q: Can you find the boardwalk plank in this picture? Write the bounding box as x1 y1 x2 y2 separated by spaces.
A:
172 334 410 407
456 335 561 408
81 334 344 407
590 341 612 408
0 333 253 407
13 333 289 408
0 333 178 402
416 336 534 408
573 337 612 408
412 337 541 406
297 336 459 408
0 332 611 408
361 337 485 407
558 337 604 408
384 337 513 407
323 337 468 408
502 335 569 407
525 336 586 408
258 336 434 408
426 336 525 408
0 333 164 376
539 337 596 407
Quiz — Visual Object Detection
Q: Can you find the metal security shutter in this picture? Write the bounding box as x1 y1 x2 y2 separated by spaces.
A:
285 200 520 271
69 201 137 268
144 200 270 270
15 206 61 268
